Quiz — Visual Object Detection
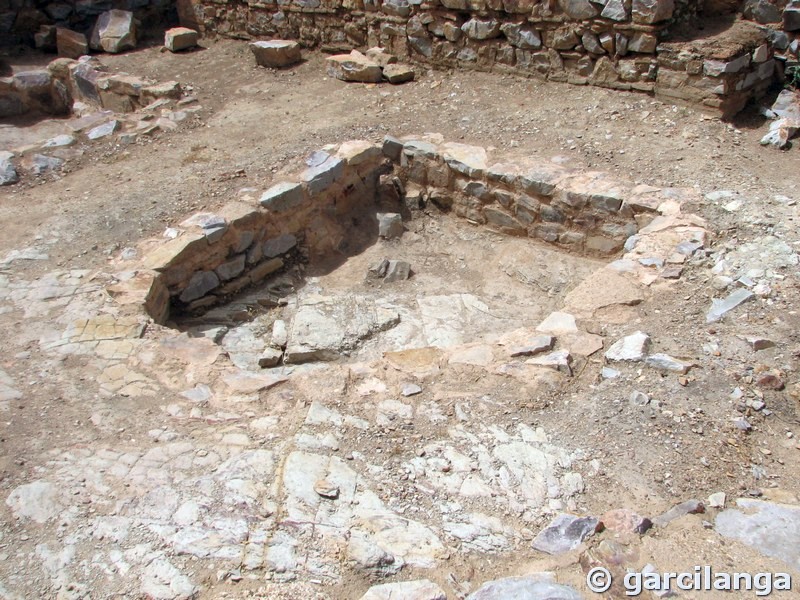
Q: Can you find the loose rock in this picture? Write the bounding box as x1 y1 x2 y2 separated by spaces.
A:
532 513 599 554
378 213 404 239
327 51 382 83
605 331 650 362
652 499 704 527
0 157 18 186
706 288 755 323
384 260 411 283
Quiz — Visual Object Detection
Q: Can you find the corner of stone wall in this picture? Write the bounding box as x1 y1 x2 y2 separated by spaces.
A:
133 139 388 324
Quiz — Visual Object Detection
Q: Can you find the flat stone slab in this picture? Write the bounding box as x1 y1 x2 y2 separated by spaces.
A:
383 63 416 84
285 294 401 363
715 499 800 571
536 312 577 335
361 579 446 600
467 575 583 599
5 480 64 524
563 269 644 316
706 288 755 323
509 335 554 357
652 499 704 527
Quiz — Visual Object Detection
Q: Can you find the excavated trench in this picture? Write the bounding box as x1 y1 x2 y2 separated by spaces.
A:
131 134 658 369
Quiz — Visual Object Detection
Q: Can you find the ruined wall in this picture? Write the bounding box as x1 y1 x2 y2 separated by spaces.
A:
131 134 661 325
0 0 173 47
1 54 182 118
180 0 775 115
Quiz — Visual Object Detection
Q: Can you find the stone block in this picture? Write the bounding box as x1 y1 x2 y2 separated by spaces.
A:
559 0 599 18
327 52 382 82
501 23 541 50
165 27 199 52
57 28 88 59
180 270 220 303
632 0 675 23
300 152 345 194
259 182 305 213
461 18 501 40
90 10 137 53
250 40 302 68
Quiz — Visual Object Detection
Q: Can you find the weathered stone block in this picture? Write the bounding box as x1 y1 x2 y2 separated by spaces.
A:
90 10 137 53
378 213 404 239
327 52 382 82
250 257 284 282
501 23 541 49
382 0 412 16
301 152 345 194
215 254 246 281
260 182 305 212
461 18 501 40
180 270 220 303
165 27 199 52
383 63 416 84
263 233 297 257
632 0 675 23
601 0 628 20
581 32 605 55
383 135 404 161
365 48 397 68
56 28 88 59
336 140 382 166
441 142 487 177
251 40 302 68
546 28 579 50
533 223 563 242
515 194 540 224
559 0 599 18
784 3 800 30
484 206 526 234
140 81 182 102
628 33 657 54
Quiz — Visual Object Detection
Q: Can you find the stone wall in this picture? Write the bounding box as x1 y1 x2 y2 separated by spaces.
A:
128 134 679 325
0 0 173 47
178 0 778 116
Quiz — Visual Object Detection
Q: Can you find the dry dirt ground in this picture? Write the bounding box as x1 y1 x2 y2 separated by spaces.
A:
1 38 800 599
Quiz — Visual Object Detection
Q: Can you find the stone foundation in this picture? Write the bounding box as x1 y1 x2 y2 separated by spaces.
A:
1 55 182 118
128 134 696 325
656 19 778 118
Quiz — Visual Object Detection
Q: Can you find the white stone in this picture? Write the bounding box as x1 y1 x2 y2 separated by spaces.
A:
605 331 650 362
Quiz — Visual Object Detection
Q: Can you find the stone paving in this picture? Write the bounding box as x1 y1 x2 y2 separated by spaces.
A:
1 138 799 599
